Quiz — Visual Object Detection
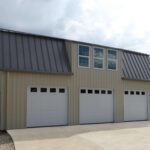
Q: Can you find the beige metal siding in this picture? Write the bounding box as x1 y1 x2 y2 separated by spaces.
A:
1 42 150 129
0 71 7 130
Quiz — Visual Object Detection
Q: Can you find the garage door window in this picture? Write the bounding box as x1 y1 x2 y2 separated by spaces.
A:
101 90 106 94
95 90 99 94
50 88 56 93
88 90 93 94
142 92 145 95
30 88 37 92
108 90 112 94
136 91 140 95
41 88 47 93
130 91 134 95
81 89 86 94
59 88 65 93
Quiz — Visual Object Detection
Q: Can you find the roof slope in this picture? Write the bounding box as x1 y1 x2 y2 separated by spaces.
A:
0 30 71 74
122 51 150 81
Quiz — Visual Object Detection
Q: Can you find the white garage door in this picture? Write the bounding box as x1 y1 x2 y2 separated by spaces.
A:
124 90 147 121
80 89 114 124
27 87 68 127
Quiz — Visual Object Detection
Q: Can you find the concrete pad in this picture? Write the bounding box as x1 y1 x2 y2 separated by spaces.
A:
8 121 150 150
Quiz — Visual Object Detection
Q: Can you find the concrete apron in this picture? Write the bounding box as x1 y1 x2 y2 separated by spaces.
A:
8 121 150 150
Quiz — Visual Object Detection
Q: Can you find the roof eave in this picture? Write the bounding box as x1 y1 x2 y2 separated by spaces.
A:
122 77 150 82
0 69 73 76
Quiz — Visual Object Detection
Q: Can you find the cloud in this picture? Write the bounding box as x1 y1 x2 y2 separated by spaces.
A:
0 0 150 53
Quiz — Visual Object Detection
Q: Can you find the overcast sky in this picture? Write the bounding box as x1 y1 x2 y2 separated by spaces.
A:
0 0 150 53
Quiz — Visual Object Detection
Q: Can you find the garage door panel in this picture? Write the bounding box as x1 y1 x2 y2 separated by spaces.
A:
124 90 147 121
80 89 114 124
27 87 68 127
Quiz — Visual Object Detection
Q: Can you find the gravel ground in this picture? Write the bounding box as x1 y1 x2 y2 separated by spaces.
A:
0 131 15 150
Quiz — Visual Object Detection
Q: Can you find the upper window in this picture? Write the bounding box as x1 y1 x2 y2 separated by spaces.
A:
107 49 117 70
93 48 104 69
78 45 90 67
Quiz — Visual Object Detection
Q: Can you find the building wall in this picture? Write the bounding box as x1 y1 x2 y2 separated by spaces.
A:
1 41 150 129
0 71 7 130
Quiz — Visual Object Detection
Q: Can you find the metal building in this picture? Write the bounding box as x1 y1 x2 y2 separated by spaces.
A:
0 29 150 130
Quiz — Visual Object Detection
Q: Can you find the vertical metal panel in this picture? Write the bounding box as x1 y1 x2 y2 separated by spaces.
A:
34 37 45 72
3 32 10 69
136 55 149 79
28 36 39 71
9 33 18 69
51 40 62 72
123 51 150 80
45 39 55 72
40 38 51 72
0 30 71 74
16 34 25 70
0 71 7 130
22 35 32 70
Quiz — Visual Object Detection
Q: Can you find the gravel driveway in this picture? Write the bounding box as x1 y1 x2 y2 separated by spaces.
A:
0 131 15 150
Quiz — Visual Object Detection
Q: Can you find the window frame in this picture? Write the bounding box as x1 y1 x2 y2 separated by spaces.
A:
93 47 105 70
78 44 90 68
107 49 118 71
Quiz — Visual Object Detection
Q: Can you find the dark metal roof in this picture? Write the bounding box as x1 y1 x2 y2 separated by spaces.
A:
0 28 149 56
0 30 71 74
122 51 150 81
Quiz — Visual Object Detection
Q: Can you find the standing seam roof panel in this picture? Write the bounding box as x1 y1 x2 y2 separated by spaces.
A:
16 34 25 70
123 53 136 79
45 39 55 72
0 30 71 74
3 32 10 69
9 33 17 69
122 57 129 78
122 51 150 81
22 35 32 70
34 37 45 72
129 55 143 79
136 55 149 79
40 39 51 72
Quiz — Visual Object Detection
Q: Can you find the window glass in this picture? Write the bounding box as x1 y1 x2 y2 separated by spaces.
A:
94 48 104 69
125 91 128 95
79 45 89 56
41 88 47 93
79 57 89 67
59 88 65 93
94 48 103 58
108 50 117 59
130 91 134 95
141 91 145 95
108 90 112 94
31 88 37 92
136 91 140 95
95 90 99 94
88 89 93 94
94 59 103 68
79 45 90 67
81 89 86 94
101 90 106 94
50 88 56 93
108 60 116 70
